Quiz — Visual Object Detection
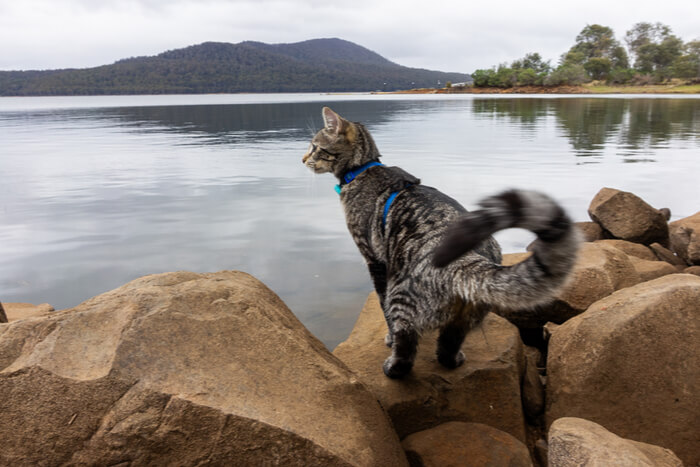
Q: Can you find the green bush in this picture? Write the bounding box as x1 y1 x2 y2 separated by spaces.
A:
471 69 494 87
516 68 538 85
606 68 635 84
544 64 588 86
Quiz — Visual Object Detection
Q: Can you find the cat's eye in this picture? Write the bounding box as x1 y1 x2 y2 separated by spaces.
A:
311 143 340 161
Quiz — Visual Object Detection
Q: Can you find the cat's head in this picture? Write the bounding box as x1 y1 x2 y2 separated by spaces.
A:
302 107 379 178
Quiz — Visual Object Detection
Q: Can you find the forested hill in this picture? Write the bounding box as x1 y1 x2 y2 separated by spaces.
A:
0 39 468 96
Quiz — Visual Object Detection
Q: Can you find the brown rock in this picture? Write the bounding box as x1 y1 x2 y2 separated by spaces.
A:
575 221 604 242
2 302 55 321
541 242 641 323
0 303 6 324
627 256 678 282
669 210 700 265
546 274 700 465
402 421 533 467
548 418 683 467
595 239 656 261
649 242 687 267
521 346 544 420
684 265 700 276
502 252 532 266
0 271 407 467
333 293 527 442
588 187 669 245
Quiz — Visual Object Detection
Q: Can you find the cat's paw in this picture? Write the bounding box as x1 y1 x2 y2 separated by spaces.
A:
383 356 413 379
437 350 465 369
384 333 394 347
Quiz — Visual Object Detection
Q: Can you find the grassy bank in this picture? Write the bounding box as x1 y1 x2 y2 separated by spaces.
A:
583 83 700 94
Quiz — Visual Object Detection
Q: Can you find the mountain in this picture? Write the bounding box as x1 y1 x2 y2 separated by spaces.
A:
0 38 468 96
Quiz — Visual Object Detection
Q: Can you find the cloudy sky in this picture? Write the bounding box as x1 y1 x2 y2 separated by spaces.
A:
1 0 697 73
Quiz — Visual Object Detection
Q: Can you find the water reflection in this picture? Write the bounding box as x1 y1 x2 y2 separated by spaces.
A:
471 97 700 158
2 95 699 349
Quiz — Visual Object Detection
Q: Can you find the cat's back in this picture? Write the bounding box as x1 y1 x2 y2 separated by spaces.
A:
387 182 501 264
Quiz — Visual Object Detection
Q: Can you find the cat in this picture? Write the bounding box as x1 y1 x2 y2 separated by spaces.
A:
303 107 580 379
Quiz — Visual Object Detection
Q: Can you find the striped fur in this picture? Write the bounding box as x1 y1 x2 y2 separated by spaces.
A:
303 107 580 379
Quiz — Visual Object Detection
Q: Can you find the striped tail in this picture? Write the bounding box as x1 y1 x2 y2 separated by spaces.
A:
433 190 580 309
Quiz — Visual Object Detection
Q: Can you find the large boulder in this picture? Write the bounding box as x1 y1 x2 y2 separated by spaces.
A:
2 302 54 321
588 187 669 245
669 210 700 265
595 239 657 261
627 256 678 282
574 221 604 242
541 242 641 323
402 422 532 467
333 293 527 442
548 418 682 467
0 303 6 323
546 274 700 465
0 271 407 466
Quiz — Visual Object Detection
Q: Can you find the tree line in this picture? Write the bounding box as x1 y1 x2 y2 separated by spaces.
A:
471 22 700 88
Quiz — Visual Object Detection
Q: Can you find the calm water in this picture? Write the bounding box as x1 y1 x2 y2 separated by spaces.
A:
2 93 699 348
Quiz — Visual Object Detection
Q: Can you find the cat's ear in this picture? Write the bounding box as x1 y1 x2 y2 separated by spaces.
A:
322 107 347 135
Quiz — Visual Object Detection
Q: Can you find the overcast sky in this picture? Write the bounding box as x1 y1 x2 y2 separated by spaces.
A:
1 0 697 73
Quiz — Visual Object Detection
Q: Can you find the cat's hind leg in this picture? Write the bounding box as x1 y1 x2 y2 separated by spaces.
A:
436 303 488 369
383 320 419 379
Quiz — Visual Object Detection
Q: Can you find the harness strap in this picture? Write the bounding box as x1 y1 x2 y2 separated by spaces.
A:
382 185 412 229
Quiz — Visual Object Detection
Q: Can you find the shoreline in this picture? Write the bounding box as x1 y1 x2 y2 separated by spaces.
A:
382 83 700 95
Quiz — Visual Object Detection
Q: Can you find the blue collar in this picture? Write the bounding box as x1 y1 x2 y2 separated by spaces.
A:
334 161 383 194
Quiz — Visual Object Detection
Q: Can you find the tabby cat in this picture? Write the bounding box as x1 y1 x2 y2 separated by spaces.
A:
303 107 579 379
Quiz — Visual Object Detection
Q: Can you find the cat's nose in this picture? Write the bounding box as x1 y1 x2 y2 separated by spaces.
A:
302 152 310 163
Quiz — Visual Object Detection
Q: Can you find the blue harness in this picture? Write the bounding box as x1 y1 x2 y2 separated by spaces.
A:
335 162 409 228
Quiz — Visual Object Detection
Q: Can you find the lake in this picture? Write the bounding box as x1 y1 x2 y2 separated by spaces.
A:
1 93 699 348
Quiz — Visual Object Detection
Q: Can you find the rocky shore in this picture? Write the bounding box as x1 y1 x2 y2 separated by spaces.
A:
1 187 698 466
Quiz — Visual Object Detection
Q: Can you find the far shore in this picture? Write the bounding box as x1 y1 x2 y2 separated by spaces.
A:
380 83 700 95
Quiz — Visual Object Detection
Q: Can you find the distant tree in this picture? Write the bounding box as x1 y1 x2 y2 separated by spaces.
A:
625 22 684 79
563 24 628 80
584 57 612 80
671 40 700 79
511 52 551 74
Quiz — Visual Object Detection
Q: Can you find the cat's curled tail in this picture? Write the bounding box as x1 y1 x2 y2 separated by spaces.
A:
433 190 580 310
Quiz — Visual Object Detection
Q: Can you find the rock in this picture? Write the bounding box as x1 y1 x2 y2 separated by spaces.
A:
548 418 683 467
534 439 549 466
595 239 657 261
669 211 700 265
402 421 533 467
0 303 6 323
627 256 678 282
2 302 55 321
575 221 604 242
542 322 559 341
649 242 687 267
502 252 532 266
684 265 700 276
588 187 669 245
333 293 527 442
659 207 672 220
546 274 700 465
0 271 407 467
521 346 544 420
540 242 641 323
